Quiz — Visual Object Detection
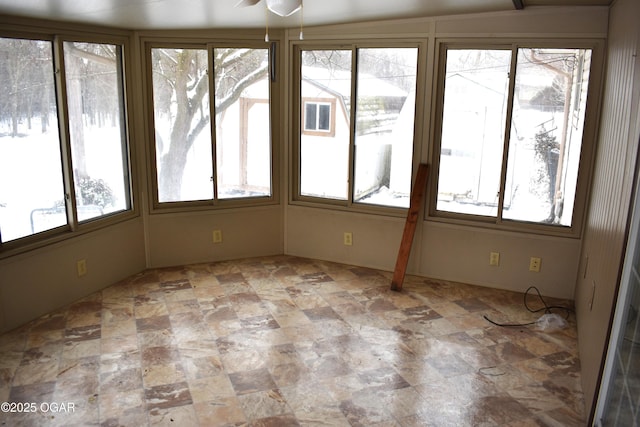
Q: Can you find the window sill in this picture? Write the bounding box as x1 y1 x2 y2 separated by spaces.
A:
289 198 409 219
149 197 280 215
0 210 140 261
426 214 582 239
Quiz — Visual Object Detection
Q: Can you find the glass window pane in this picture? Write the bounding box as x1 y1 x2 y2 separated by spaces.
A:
354 48 418 208
214 48 271 199
503 48 592 226
300 49 352 200
64 41 130 221
305 103 317 130
318 104 331 131
436 49 512 217
151 48 213 203
0 38 66 242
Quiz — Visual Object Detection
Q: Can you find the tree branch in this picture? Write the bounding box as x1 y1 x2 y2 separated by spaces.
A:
216 65 267 112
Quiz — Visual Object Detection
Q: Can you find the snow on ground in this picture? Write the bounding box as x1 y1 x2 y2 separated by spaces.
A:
0 118 127 241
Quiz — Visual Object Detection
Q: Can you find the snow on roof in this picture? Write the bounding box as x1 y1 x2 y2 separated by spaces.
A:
302 66 407 99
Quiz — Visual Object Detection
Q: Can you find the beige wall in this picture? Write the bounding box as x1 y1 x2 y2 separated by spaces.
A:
0 219 146 333
147 206 284 268
420 222 582 299
286 206 406 271
575 0 640 419
286 206 583 299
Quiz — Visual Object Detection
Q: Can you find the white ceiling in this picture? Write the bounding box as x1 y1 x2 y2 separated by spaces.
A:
0 0 612 30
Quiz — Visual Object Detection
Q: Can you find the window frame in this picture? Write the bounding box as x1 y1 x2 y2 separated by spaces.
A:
291 41 424 214
0 31 137 258
144 40 279 213
428 39 604 237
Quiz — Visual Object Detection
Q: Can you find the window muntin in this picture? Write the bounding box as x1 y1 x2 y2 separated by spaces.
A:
0 38 66 242
434 45 593 229
0 36 133 248
297 46 419 208
150 45 272 205
63 41 131 221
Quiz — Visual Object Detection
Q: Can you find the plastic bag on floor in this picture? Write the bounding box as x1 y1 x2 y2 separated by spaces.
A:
536 313 567 331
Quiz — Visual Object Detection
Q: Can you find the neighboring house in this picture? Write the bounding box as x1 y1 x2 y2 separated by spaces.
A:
439 71 510 207
215 75 271 197
438 66 583 217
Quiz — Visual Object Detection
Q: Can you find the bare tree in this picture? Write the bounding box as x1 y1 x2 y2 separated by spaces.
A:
0 39 55 137
64 43 121 181
153 47 268 201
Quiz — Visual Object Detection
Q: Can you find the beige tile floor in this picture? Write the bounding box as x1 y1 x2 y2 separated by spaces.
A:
0 256 585 426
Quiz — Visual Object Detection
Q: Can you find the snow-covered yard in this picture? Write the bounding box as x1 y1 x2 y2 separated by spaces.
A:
0 118 128 241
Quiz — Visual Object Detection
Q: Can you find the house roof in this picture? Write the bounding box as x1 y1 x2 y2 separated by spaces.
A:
302 66 408 100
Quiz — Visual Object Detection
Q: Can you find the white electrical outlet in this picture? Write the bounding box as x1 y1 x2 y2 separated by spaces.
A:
77 259 87 277
529 257 541 272
344 232 353 246
489 252 500 266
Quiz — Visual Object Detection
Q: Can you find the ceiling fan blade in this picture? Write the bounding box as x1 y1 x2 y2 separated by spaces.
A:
235 0 262 7
265 0 302 16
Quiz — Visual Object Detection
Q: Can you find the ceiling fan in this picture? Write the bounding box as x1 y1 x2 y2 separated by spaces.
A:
235 0 303 17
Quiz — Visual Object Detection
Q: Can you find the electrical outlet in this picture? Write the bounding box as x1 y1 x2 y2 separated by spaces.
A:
529 257 541 272
489 252 500 266
212 229 223 244
343 232 353 246
77 259 87 277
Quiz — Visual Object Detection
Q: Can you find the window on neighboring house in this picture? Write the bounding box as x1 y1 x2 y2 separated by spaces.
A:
296 46 419 208
0 36 132 249
432 44 596 232
303 100 335 135
150 45 272 206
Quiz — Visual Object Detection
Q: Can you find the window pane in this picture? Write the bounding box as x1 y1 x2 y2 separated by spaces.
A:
213 48 271 199
503 48 592 226
0 38 66 242
318 104 331 131
300 50 352 200
152 48 213 203
64 42 130 221
436 49 511 216
354 48 418 208
305 103 317 130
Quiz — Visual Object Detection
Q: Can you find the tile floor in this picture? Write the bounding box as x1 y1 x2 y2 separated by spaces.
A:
0 255 585 426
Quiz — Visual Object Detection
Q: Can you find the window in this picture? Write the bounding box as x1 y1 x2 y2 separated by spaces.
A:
303 100 335 135
0 36 132 248
63 41 131 221
433 44 594 231
296 46 419 208
150 45 272 206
